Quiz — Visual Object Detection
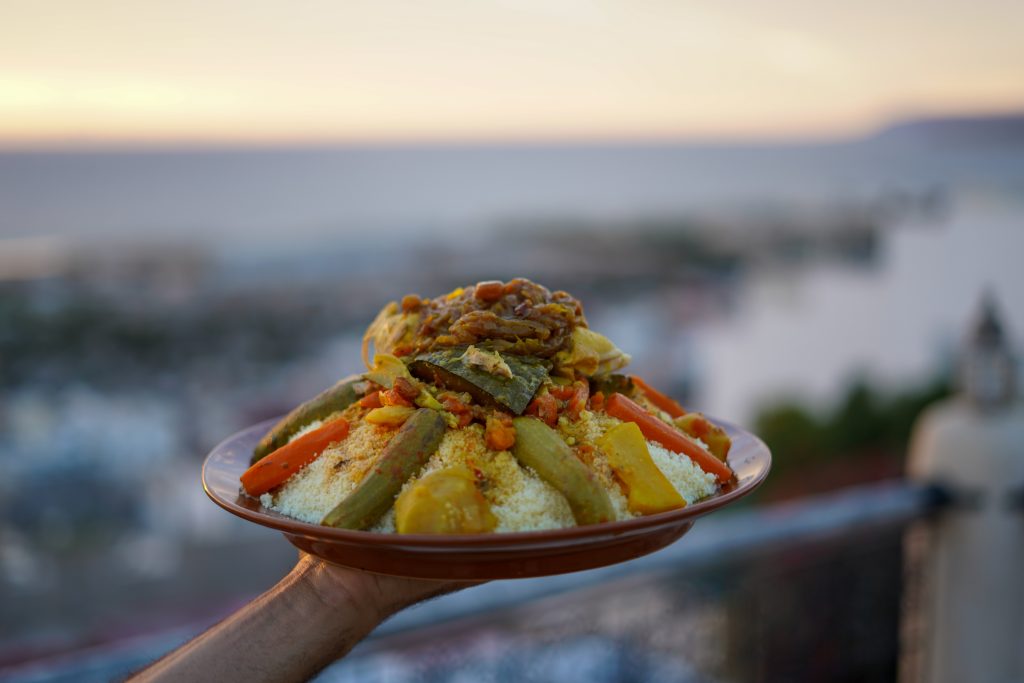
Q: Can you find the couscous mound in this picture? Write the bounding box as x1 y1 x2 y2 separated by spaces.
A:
242 278 733 534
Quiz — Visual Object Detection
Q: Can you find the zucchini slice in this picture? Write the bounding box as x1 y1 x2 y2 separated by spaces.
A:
409 346 548 415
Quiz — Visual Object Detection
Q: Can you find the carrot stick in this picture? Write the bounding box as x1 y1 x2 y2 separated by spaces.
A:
605 393 732 484
358 391 383 408
566 380 589 420
630 375 686 418
548 385 573 400
241 417 350 496
525 393 559 427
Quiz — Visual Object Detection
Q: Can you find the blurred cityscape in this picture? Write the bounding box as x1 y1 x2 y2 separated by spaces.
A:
1 115 1023 678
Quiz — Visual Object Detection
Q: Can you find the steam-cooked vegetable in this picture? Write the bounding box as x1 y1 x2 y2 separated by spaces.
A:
673 413 732 461
251 377 360 464
553 328 631 377
363 353 412 389
566 380 589 420
631 375 686 418
484 412 516 450
597 422 685 514
241 417 350 496
590 373 634 398
322 409 446 529
438 392 473 428
394 466 497 534
524 392 558 427
358 391 383 408
605 393 733 484
364 354 444 410
511 417 615 525
365 405 417 427
409 346 548 415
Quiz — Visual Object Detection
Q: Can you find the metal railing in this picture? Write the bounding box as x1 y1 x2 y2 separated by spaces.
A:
0 480 938 683
374 480 937 637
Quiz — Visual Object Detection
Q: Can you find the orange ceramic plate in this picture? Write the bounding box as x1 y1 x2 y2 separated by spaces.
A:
202 416 770 579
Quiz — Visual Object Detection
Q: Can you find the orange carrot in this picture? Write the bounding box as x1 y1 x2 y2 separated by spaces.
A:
380 388 414 407
630 375 687 418
485 412 516 450
549 385 574 400
440 393 472 428
566 381 589 420
358 391 383 408
525 393 559 427
240 417 350 496
605 393 732 484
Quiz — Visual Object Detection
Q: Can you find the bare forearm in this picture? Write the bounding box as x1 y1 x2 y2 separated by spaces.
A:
130 557 455 683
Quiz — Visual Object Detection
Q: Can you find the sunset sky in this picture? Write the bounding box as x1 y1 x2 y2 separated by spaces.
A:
2 0 1022 147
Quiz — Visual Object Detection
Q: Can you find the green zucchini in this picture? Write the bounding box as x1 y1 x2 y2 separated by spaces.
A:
409 346 548 415
321 408 447 529
512 416 615 525
251 376 361 464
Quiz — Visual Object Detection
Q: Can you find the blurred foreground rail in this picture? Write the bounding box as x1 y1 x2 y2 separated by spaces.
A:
1 481 936 683
376 480 936 635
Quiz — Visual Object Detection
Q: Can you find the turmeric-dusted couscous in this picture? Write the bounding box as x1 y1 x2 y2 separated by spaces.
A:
242 279 732 534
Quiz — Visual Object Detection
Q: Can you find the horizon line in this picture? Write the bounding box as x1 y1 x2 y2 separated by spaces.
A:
0 128 870 154
1 108 1021 154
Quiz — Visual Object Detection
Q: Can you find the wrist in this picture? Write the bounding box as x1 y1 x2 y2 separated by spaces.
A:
291 556 393 626
294 555 466 620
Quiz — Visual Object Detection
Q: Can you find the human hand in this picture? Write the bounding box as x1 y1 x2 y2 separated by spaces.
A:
131 553 481 683
295 551 481 624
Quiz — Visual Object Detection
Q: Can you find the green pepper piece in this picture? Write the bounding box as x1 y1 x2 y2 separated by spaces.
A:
511 416 615 526
409 346 548 415
321 408 447 530
251 376 361 464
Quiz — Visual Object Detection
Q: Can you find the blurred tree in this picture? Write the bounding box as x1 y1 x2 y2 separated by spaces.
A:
753 375 951 499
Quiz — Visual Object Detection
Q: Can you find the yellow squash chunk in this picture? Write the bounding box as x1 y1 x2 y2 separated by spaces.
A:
365 405 416 427
598 422 686 515
673 413 731 461
395 466 497 534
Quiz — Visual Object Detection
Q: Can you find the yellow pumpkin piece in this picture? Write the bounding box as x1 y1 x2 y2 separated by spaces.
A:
395 466 498 534
365 405 416 427
597 422 686 515
673 413 731 461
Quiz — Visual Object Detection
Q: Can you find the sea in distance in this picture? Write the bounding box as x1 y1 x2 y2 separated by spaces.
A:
1 123 1023 421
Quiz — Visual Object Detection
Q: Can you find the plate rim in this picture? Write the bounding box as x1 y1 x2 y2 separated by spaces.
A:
202 414 771 548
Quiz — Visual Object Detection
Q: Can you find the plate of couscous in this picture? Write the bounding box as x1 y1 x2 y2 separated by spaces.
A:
202 279 770 579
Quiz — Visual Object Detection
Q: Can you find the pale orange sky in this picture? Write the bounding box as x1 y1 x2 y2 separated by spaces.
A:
2 0 1023 147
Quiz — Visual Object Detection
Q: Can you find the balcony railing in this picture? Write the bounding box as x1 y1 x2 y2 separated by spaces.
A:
1 480 940 683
